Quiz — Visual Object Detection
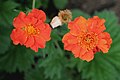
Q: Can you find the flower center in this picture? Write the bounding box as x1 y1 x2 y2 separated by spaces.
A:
22 25 39 35
77 32 98 51
62 14 68 20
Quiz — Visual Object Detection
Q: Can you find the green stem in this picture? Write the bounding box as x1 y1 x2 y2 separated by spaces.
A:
32 0 35 9
54 41 64 56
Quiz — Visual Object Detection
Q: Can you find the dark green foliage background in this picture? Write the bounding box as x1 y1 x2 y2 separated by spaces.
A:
0 0 120 80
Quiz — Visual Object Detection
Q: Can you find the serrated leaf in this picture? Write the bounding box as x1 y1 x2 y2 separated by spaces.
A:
53 0 68 9
71 9 90 19
38 40 67 79
0 45 35 72
0 1 19 26
24 67 46 80
0 27 11 54
38 54 64 79
65 57 79 68
1 1 19 11
81 54 119 80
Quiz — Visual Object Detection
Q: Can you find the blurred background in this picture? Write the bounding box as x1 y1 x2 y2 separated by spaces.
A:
0 0 120 80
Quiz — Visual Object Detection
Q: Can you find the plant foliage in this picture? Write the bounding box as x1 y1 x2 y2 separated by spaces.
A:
0 0 120 80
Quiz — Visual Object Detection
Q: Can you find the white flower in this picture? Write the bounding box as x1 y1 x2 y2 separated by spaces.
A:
50 16 62 29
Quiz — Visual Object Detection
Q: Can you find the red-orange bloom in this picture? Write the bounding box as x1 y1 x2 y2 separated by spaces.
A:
10 9 51 52
62 16 112 62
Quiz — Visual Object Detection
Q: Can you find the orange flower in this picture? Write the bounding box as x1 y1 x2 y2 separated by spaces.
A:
10 9 51 52
62 16 112 62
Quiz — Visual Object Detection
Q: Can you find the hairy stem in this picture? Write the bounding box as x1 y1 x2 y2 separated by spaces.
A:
32 0 35 9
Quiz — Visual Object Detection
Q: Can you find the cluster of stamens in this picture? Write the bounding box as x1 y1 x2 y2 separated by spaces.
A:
22 24 40 35
77 32 98 51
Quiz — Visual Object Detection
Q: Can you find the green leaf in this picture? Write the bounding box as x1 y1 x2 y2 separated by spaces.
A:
38 39 67 79
81 53 120 80
0 45 35 72
1 1 19 11
53 0 68 9
35 0 42 8
41 0 49 9
0 1 19 26
24 65 72 80
0 27 11 54
56 24 69 36
38 55 65 79
75 10 120 80
51 29 62 41
65 57 78 68
24 67 46 80
71 9 90 19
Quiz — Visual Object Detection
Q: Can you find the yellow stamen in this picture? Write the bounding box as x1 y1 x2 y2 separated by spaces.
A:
22 25 39 35
77 32 98 51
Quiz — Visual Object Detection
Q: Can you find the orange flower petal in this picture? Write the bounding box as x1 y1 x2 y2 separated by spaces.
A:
25 36 34 47
62 33 77 51
79 48 87 57
81 50 94 62
24 16 37 25
35 20 46 30
74 16 87 32
99 32 112 45
97 39 108 53
13 12 26 28
62 33 77 44
28 9 46 22
10 29 27 45
10 29 20 45
72 45 80 58
87 16 106 34
68 16 87 36
72 46 87 58
62 33 72 42
40 24 51 41
35 36 46 48
98 32 112 53
69 23 81 36
31 36 46 52
31 44 38 52
68 16 87 30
